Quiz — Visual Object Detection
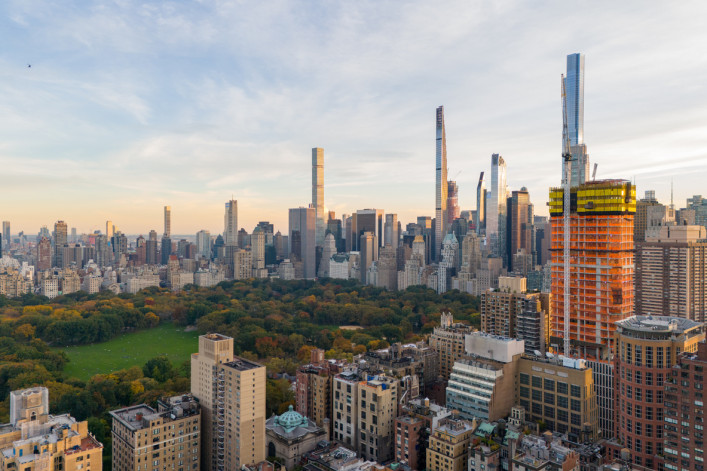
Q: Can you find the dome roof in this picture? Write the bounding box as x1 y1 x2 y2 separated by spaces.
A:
275 406 308 432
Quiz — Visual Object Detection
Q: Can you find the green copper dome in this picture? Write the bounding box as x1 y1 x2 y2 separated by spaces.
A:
276 406 308 432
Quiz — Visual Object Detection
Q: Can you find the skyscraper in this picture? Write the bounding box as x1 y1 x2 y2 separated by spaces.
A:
384 213 399 248
53 221 68 268
435 106 448 262
105 220 114 239
312 148 325 246
549 180 636 359
288 206 316 279
2 221 10 248
164 206 171 237
447 180 460 223
196 230 212 260
224 199 238 246
486 154 507 262
476 172 486 234
564 53 590 187
507 187 534 272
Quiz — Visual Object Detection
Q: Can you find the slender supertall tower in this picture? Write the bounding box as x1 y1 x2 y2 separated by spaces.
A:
164 206 171 238
475 172 486 234
312 148 325 246
563 53 589 187
224 199 238 246
435 106 448 262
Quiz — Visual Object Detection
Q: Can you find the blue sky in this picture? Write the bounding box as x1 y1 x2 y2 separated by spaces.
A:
2 1 707 235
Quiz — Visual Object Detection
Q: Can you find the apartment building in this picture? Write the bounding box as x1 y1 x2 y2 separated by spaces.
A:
357 375 398 463
0 387 103 471
191 334 266 471
111 395 201 471
429 312 474 380
425 417 473 471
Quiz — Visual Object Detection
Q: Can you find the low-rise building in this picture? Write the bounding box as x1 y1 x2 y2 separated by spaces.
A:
265 406 328 470
0 387 103 471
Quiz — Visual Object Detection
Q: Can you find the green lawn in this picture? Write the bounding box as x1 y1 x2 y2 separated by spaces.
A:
56 323 200 381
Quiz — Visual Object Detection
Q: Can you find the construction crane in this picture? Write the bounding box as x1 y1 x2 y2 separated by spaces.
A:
561 74 572 357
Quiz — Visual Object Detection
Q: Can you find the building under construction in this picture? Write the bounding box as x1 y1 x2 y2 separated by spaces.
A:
549 179 636 359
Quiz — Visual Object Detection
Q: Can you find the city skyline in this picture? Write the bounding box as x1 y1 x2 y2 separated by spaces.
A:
2 1 707 233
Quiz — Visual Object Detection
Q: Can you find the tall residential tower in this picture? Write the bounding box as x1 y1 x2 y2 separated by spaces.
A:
312 148 325 246
164 205 171 237
564 53 590 186
224 199 238 246
435 106 448 262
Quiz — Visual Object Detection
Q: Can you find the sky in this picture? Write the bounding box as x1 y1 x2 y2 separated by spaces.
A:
2 0 707 235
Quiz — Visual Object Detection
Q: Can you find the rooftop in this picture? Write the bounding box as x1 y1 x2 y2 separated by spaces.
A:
616 315 703 335
225 357 264 371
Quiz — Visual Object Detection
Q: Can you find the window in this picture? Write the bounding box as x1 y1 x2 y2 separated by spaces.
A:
544 406 555 418
558 396 568 409
544 393 555 405
520 387 529 399
635 345 642 366
558 410 568 422
635 371 642 384
571 399 581 412
571 413 581 426
532 376 542 388
558 382 568 395
571 385 581 398
532 390 542 402
544 379 555 391
520 373 530 385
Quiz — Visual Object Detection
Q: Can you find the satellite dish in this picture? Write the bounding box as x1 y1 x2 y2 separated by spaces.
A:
533 350 542 357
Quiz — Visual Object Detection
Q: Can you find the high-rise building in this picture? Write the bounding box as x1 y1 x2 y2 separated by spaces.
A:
2 221 10 249
429 312 474 381
357 375 398 463
250 228 266 277
435 106 448 262
288 206 316 279
312 148 325 246
518 355 599 442
549 180 636 359
611 316 705 469
359 231 377 284
111 395 201 471
161 235 172 265
487 154 507 263
384 213 399 248
0 387 103 469
564 53 590 187
164 205 171 237
36 236 52 271
106 220 114 239
196 230 211 260
507 187 534 272
224 199 238 246
53 220 68 268
476 172 486 235
663 341 707 471
332 370 360 449
191 334 266 471
636 225 707 322
347 209 384 252
318 233 337 278
447 180 460 224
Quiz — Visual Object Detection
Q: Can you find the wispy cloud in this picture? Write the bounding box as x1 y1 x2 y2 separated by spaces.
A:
0 0 706 233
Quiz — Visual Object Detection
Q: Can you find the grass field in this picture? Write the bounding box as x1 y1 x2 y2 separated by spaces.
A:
57 323 200 381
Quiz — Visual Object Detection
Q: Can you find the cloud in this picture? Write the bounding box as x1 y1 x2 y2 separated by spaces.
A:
0 0 706 233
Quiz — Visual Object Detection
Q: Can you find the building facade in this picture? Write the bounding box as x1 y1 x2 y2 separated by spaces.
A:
191 334 266 471
612 316 705 469
111 395 201 471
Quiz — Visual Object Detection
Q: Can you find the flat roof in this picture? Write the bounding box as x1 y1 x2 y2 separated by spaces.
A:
617 315 703 334
224 357 263 371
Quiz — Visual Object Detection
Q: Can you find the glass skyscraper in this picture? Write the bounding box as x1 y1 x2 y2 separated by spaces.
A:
563 53 590 187
435 106 448 263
